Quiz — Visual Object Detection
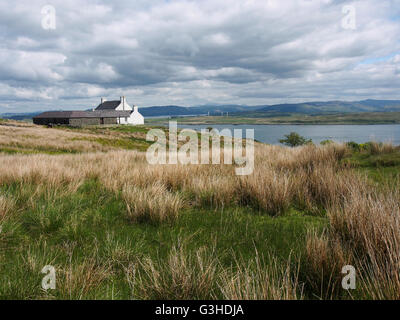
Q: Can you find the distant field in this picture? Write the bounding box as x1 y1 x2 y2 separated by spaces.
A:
146 111 400 125
0 119 399 300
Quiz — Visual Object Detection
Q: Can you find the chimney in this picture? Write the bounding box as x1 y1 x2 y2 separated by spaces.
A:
133 105 138 112
120 96 126 110
101 97 106 104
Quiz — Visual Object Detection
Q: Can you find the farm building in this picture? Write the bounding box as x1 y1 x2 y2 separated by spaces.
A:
33 97 144 126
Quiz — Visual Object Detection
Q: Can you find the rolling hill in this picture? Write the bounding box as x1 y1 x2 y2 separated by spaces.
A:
2 99 400 120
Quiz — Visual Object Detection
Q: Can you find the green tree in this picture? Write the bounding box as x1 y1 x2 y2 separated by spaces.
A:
320 139 334 145
279 132 312 147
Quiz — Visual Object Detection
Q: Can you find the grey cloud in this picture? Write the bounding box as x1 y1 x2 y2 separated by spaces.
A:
0 0 400 112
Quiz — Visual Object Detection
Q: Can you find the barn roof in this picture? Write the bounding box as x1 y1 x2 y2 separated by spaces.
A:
95 100 121 110
33 110 132 119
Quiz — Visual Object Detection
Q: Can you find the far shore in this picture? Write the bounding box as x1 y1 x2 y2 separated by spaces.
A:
145 111 400 126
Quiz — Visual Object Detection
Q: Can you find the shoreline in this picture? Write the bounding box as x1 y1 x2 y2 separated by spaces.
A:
149 121 400 126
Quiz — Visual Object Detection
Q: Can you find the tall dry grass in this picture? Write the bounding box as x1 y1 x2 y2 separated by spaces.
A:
0 122 116 153
0 141 355 219
122 183 184 224
133 245 303 300
304 172 400 299
135 246 218 300
328 188 400 299
218 253 303 300
1 124 399 300
0 193 15 222
237 169 294 216
304 230 352 299
368 141 397 155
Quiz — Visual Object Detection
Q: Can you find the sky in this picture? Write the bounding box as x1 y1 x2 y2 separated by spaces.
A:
1 0 400 112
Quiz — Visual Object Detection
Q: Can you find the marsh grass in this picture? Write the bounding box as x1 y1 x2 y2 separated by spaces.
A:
122 183 184 224
0 122 399 300
218 252 303 300
0 193 15 222
135 245 218 300
134 244 303 300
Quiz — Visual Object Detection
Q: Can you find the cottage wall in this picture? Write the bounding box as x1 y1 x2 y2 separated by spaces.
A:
119 107 144 125
103 117 118 125
33 118 69 125
33 99 144 127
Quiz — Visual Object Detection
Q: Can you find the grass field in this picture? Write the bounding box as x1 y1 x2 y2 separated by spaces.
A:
146 111 400 125
0 119 399 300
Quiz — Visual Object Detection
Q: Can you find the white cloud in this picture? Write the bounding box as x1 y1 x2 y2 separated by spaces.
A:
0 0 400 112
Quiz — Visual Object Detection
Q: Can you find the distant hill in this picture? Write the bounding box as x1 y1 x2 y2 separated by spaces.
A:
2 99 400 120
252 100 400 115
139 104 260 117
0 112 41 121
141 100 400 117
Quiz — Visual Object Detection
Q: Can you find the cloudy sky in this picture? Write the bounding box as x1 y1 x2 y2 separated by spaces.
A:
1 0 400 112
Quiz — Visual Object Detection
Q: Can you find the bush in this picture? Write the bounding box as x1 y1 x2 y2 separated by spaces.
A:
346 141 360 151
279 132 312 147
346 141 397 155
320 140 334 145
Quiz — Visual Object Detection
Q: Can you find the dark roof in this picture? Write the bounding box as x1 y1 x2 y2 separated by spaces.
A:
95 100 121 110
33 110 132 119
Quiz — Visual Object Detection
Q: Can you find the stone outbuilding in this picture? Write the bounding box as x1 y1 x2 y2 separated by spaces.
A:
33 97 144 126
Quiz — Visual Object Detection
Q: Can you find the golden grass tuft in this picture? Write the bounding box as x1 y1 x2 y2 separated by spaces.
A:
305 184 400 299
0 193 15 222
135 246 218 300
218 253 303 300
57 258 112 299
122 183 184 224
1 123 399 300
304 230 352 299
237 169 294 216
368 141 397 155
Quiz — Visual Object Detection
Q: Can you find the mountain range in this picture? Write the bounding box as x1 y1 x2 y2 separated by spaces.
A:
2 99 400 120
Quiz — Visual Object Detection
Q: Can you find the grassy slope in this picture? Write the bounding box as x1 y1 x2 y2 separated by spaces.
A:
0 180 324 299
146 111 400 125
0 121 322 299
0 120 398 299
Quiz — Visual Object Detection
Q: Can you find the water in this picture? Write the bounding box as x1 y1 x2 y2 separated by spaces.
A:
174 124 400 145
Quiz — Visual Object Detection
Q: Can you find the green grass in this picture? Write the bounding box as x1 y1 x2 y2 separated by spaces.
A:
0 178 325 299
0 146 78 155
70 136 152 152
54 124 159 134
0 122 398 300
342 148 400 185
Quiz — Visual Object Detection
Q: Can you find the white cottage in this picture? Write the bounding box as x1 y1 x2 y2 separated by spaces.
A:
95 96 144 125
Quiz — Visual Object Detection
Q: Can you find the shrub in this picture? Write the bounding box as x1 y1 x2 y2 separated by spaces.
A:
279 132 312 147
348 141 396 155
320 140 334 145
346 141 360 151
